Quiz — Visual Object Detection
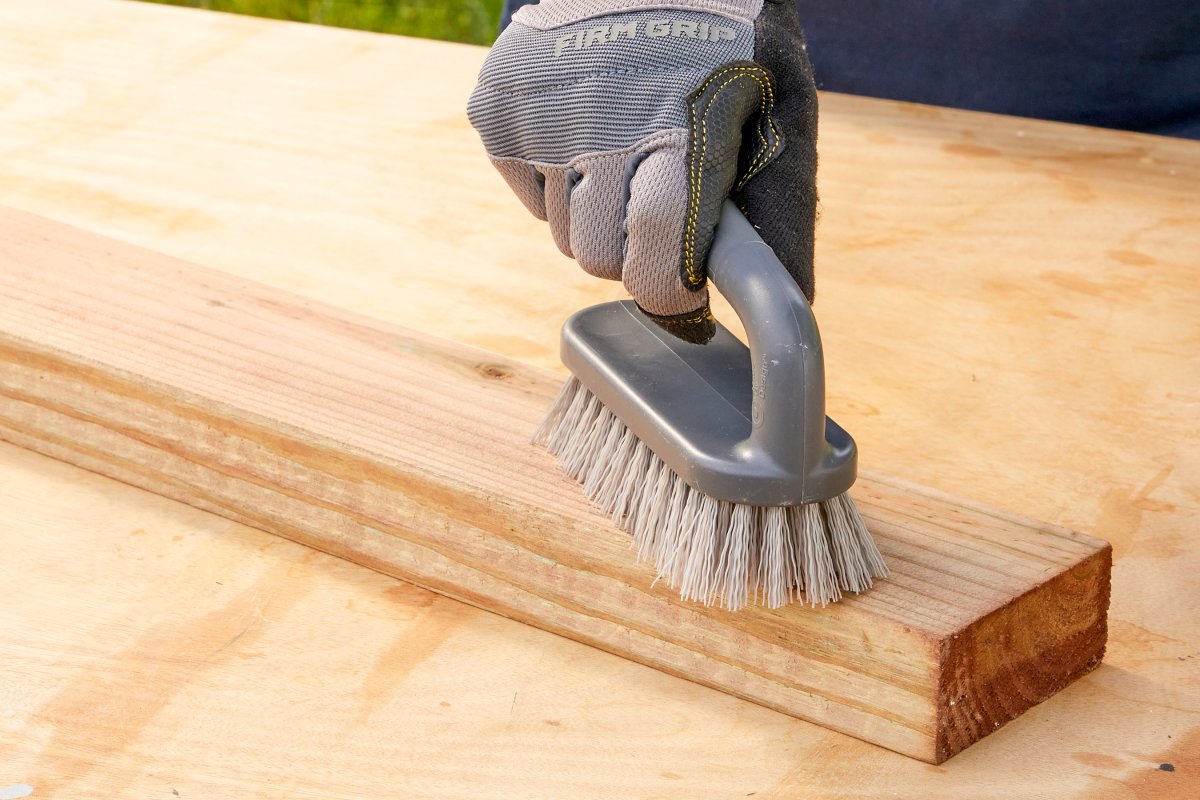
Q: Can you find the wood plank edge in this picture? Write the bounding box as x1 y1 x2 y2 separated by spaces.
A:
0 409 940 761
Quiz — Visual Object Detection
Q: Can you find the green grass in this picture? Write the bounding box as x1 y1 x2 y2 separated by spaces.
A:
139 0 505 45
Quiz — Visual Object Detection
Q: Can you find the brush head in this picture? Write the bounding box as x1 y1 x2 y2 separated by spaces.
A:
535 377 888 609
536 203 886 608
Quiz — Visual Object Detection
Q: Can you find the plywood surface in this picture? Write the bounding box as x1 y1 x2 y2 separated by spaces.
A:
0 0 1197 796
0 209 1110 763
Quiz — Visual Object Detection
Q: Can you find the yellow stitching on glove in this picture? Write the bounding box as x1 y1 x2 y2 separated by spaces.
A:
684 64 779 287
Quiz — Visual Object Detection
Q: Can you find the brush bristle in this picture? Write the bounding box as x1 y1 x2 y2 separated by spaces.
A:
534 377 889 611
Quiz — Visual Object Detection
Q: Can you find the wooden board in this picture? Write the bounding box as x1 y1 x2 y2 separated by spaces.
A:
0 0 1197 796
0 208 1109 763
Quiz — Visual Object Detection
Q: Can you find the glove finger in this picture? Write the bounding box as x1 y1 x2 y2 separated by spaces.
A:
539 165 574 258
565 154 627 281
681 61 780 292
490 159 547 221
622 138 715 345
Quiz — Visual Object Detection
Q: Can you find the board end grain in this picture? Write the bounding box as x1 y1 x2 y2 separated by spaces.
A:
935 543 1112 762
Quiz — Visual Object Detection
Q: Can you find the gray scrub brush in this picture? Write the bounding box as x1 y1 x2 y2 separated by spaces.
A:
534 201 888 611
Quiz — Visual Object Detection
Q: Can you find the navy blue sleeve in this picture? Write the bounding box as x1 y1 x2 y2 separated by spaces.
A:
500 0 523 30
500 0 1200 139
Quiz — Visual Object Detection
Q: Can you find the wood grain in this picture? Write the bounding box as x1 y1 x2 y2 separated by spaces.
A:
0 208 1109 763
1 0 1197 796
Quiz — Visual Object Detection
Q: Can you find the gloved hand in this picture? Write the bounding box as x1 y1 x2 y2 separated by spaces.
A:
468 0 818 344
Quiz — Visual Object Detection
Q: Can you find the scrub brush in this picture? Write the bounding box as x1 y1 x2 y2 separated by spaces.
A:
534 201 888 611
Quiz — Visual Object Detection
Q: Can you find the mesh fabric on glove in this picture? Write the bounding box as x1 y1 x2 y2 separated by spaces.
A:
468 0 817 343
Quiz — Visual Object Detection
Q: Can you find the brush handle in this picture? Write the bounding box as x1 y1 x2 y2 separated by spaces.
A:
706 200 854 487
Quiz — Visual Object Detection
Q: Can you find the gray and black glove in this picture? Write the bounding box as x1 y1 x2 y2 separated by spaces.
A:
468 0 818 343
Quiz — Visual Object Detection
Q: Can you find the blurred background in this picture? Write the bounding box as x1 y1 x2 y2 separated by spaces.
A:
139 0 504 44
136 0 1200 138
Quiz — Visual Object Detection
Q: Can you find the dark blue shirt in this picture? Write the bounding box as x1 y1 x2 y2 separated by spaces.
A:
501 1 1200 139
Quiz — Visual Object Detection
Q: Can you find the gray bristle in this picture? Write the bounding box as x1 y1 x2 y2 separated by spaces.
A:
536 378 890 611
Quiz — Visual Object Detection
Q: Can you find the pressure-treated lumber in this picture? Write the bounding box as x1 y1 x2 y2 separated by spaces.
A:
0 209 1110 763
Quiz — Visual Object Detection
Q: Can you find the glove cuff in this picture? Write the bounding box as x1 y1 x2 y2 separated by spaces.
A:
514 0 764 30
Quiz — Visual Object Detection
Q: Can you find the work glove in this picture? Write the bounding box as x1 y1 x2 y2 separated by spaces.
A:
467 0 818 344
